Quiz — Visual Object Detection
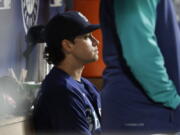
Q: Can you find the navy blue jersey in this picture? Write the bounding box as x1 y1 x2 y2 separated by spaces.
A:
33 67 101 135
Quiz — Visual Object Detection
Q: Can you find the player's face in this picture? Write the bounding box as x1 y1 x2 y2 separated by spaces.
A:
71 33 99 64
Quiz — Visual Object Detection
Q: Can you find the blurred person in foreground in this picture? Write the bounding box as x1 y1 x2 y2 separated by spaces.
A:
32 11 101 135
100 0 180 134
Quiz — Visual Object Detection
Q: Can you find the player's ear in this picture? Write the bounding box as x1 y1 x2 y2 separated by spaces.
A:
61 39 74 53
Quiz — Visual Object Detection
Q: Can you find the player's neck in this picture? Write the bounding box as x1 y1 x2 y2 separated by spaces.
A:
57 60 84 82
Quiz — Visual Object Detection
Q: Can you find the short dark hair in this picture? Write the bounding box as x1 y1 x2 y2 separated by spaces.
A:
43 36 75 66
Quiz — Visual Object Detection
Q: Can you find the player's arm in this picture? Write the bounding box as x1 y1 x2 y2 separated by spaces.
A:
114 0 180 109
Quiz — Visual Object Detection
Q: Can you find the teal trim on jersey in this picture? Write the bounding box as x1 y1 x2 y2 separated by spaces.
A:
114 0 180 109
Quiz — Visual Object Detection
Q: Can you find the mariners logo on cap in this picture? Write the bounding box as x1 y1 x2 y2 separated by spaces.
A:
21 0 39 33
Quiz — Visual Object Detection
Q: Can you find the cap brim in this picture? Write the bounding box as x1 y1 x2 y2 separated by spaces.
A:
79 24 100 35
86 24 100 32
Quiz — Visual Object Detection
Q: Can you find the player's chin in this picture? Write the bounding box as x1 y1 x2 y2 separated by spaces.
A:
85 54 99 63
92 55 99 62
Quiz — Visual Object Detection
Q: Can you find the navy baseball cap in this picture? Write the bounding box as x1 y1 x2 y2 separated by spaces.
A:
45 11 100 45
